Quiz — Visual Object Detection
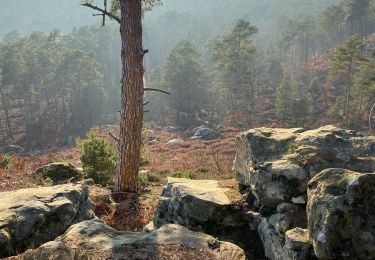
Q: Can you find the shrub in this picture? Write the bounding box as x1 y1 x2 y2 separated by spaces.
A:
172 170 197 179
77 131 118 186
139 171 149 187
140 128 149 166
0 154 12 169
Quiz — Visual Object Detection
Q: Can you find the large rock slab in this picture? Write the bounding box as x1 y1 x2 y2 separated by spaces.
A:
307 168 375 259
153 178 246 230
0 181 95 257
234 125 375 207
10 219 246 260
153 178 265 259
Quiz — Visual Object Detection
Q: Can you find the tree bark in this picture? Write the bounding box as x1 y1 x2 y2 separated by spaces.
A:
114 0 144 192
0 87 14 142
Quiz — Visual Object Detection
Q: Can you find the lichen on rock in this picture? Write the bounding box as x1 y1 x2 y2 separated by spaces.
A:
307 168 375 259
0 181 95 258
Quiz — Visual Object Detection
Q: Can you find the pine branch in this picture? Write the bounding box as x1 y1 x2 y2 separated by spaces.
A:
144 88 170 95
82 2 121 24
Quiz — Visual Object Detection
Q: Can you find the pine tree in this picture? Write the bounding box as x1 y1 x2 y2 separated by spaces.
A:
275 74 297 126
162 39 206 127
212 19 258 125
82 0 162 192
329 36 367 127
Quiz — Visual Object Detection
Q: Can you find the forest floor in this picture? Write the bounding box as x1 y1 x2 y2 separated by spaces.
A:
0 125 244 231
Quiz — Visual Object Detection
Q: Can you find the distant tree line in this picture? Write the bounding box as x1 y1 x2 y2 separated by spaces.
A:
146 0 375 131
0 0 374 152
0 26 121 151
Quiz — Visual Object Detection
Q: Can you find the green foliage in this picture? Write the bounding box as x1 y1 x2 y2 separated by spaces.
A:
0 27 114 149
329 36 367 82
77 131 118 186
329 36 368 126
172 170 196 179
352 57 375 128
0 155 12 169
276 74 297 124
161 38 207 127
212 19 258 120
138 171 149 187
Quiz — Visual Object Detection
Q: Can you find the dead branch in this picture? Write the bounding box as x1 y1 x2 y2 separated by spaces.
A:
82 2 121 24
108 130 120 145
370 102 375 132
144 88 170 95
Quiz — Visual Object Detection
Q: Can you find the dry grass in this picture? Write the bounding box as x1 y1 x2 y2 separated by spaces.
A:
0 125 244 232
141 127 241 181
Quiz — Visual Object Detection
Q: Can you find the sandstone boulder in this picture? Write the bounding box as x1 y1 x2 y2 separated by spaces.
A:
153 178 265 259
33 162 83 185
285 228 315 260
257 203 307 260
307 168 375 259
166 138 190 148
153 178 246 230
234 125 375 207
0 181 95 257
191 127 220 140
10 219 246 260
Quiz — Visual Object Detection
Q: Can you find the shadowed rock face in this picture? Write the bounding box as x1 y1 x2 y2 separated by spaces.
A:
234 125 375 207
307 168 375 259
153 177 265 259
0 181 95 258
9 219 246 260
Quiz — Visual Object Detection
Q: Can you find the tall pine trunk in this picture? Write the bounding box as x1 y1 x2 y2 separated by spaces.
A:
114 0 144 192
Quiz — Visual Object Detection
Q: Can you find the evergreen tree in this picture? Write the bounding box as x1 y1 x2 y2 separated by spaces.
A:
329 36 367 127
162 39 207 127
275 74 297 126
352 58 375 129
212 19 258 125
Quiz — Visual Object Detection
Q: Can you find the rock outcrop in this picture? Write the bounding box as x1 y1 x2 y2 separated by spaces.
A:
10 219 246 260
33 162 83 185
257 203 308 260
153 178 246 229
233 125 375 259
191 127 220 140
153 177 265 259
166 138 190 148
0 181 95 257
234 125 375 207
307 168 375 259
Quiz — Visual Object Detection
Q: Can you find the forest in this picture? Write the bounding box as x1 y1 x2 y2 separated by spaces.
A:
0 0 374 152
1 1 375 259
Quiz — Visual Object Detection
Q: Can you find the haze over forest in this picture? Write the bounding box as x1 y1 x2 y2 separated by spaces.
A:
0 0 374 151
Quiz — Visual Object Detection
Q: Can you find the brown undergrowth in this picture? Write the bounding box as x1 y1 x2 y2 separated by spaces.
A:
0 125 243 231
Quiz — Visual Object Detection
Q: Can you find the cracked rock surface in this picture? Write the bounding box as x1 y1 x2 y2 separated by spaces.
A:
0 181 95 257
9 219 246 260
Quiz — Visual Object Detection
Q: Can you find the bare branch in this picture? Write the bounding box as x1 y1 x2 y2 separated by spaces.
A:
370 102 375 132
144 101 150 106
144 87 170 95
82 2 121 24
108 130 120 145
